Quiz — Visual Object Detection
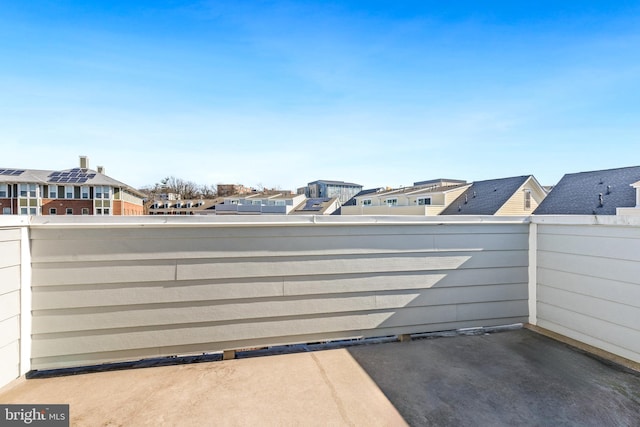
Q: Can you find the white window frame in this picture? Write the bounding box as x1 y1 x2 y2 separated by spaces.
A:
49 208 57 215
0 184 7 198
362 199 372 206
2 207 11 214
20 184 37 198
49 186 57 199
65 185 74 199
386 198 398 206
417 197 432 206
66 208 73 215
81 186 90 199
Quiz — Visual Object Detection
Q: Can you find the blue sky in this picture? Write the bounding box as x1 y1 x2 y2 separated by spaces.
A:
2 1 640 190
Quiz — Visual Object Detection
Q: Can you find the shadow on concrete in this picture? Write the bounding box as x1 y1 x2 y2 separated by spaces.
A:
347 328 640 427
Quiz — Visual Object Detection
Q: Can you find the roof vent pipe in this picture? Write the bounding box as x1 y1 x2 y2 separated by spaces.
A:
97 166 105 174
598 193 604 207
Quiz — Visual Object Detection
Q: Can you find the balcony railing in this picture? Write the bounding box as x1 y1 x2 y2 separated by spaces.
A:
0 214 638 388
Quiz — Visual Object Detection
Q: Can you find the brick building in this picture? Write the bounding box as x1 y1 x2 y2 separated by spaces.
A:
0 156 145 216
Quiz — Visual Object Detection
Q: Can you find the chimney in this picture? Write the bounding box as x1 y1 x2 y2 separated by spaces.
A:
79 156 89 169
97 166 105 174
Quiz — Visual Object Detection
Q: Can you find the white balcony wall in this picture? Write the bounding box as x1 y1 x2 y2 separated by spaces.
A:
533 215 640 363
28 216 530 370
0 217 29 388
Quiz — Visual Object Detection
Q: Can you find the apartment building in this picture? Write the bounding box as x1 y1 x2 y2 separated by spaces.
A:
0 157 145 216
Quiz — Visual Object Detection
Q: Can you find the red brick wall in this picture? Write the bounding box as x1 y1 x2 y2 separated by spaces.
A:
41 199 93 215
113 200 144 215
0 198 15 214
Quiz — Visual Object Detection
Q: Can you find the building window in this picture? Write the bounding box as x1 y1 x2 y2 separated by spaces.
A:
0 184 7 198
524 190 532 209
49 186 57 198
362 199 372 206
20 184 37 198
95 186 111 199
103 208 110 215
81 186 90 199
3 207 11 214
49 208 57 215
65 186 74 199
386 198 398 206
20 207 37 215
82 208 89 215
66 208 73 215
417 197 432 205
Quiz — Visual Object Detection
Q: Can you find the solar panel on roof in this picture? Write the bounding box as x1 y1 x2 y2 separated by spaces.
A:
0 169 25 176
48 170 96 183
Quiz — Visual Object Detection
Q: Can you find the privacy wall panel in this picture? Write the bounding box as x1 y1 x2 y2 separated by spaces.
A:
536 220 640 363
29 218 529 370
0 225 23 388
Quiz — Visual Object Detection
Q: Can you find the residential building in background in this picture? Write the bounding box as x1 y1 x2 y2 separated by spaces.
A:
215 192 306 215
303 180 363 204
147 198 221 215
341 179 469 215
534 166 640 216
440 175 547 216
0 156 145 216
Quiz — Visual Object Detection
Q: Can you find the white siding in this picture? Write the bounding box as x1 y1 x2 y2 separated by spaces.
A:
29 217 530 370
534 217 640 363
0 220 25 388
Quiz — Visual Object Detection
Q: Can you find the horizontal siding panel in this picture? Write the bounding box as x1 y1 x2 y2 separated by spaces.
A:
538 224 640 240
32 279 285 309
32 251 527 286
0 316 20 349
32 268 527 309
177 251 527 281
537 302 640 356
538 285 639 330
0 291 20 323
0 228 21 242
32 260 177 286
538 268 640 309
0 240 20 269
32 302 527 359
30 233 527 263
286 267 527 296
32 284 527 333
538 233 640 262
0 266 21 296
537 251 640 285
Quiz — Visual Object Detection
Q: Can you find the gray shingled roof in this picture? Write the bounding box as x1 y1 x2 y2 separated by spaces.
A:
440 176 531 215
533 166 640 215
343 188 384 206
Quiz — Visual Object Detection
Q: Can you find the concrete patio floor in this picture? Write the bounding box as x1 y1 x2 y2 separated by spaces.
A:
1 328 639 426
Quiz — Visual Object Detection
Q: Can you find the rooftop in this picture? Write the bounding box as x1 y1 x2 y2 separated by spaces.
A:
1 327 638 426
534 165 640 215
